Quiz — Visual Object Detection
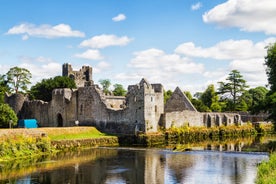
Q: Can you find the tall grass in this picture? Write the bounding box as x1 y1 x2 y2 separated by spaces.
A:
0 135 52 161
256 153 276 184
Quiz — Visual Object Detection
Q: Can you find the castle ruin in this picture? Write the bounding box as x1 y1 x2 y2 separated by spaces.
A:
11 63 241 135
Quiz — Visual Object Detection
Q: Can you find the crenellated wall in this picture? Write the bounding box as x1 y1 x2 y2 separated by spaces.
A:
10 64 244 135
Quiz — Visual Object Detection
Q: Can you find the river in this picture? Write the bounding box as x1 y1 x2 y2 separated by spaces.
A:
0 136 273 184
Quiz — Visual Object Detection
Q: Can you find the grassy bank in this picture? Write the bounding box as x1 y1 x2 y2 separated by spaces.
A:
0 127 118 162
256 153 276 183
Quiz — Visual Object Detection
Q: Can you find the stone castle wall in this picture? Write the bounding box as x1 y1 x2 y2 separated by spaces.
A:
10 64 245 135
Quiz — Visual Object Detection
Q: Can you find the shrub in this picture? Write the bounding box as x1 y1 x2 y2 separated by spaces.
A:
0 103 18 128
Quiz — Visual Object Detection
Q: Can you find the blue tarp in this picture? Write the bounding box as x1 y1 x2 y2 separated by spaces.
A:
18 119 38 128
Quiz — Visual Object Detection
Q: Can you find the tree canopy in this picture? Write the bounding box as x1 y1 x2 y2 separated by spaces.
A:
264 42 276 125
6 67 32 94
112 84 127 96
218 70 249 111
0 103 18 128
99 79 111 95
30 76 76 102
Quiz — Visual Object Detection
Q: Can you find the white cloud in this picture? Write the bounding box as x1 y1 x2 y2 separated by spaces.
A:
16 56 61 84
203 0 276 35
79 34 132 49
6 23 85 39
175 38 274 60
191 2 202 11
93 61 111 74
74 49 103 60
175 38 276 90
114 48 205 91
112 14 126 22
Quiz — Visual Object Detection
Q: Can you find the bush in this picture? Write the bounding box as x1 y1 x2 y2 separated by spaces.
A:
0 103 18 128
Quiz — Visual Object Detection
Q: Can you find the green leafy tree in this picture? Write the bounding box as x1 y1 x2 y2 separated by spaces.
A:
184 91 193 101
112 84 127 96
99 79 111 95
264 42 276 125
248 86 268 114
0 103 18 128
30 76 76 102
218 70 249 111
164 90 173 104
6 67 32 94
200 84 221 112
0 74 10 103
191 98 210 112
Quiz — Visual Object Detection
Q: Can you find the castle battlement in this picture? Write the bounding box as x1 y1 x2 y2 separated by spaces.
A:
11 63 242 135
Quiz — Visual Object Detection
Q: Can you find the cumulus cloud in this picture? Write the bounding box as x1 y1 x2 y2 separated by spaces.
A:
203 0 276 35
112 13 126 22
114 48 205 91
93 61 111 74
74 49 103 60
6 23 85 40
175 39 273 60
16 56 61 84
191 2 202 11
176 37 276 89
80 34 132 49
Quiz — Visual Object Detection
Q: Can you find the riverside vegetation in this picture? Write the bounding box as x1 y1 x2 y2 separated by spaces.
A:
0 127 118 162
1 124 276 184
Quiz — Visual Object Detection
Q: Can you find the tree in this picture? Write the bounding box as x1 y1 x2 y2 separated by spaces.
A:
164 90 173 104
265 42 276 92
248 86 268 114
0 103 18 128
30 76 76 102
200 84 221 112
218 70 249 111
6 67 32 94
264 42 276 125
184 91 193 101
99 79 111 95
0 74 9 103
112 84 127 96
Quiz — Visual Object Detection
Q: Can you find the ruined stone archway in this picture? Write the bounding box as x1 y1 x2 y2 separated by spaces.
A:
57 113 63 127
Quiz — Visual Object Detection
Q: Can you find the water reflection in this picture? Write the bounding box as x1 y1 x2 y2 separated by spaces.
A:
0 146 268 184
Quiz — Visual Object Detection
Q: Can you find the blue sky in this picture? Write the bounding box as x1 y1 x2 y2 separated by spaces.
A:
0 0 275 94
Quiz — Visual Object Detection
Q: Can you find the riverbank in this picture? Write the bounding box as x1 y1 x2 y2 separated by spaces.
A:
0 127 118 162
0 123 273 162
119 123 271 147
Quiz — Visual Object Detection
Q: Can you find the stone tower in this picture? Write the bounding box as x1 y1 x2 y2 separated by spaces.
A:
62 63 93 87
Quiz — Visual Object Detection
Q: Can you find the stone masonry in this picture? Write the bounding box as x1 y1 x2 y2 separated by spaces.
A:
8 63 242 135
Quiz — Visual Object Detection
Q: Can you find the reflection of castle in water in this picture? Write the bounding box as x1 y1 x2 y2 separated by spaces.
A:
9 140 266 184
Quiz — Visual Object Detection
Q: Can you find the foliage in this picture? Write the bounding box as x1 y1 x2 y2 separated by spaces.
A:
99 79 111 95
0 135 52 161
265 42 276 92
6 67 32 94
184 91 193 101
0 103 18 128
256 153 276 184
0 74 10 103
248 86 268 114
112 84 127 96
191 98 210 112
200 84 221 112
218 70 249 111
164 90 173 104
264 42 276 126
30 76 76 102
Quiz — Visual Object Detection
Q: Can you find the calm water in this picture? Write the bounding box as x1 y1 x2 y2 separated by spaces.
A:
0 145 269 184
